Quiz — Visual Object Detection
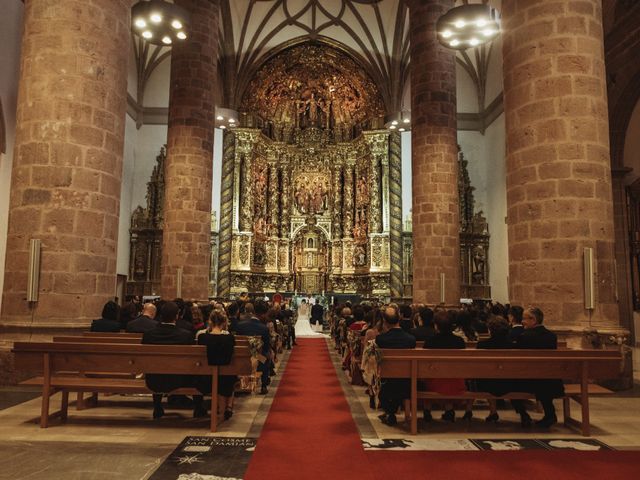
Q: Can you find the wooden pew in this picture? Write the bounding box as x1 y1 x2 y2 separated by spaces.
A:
378 348 622 436
13 342 253 432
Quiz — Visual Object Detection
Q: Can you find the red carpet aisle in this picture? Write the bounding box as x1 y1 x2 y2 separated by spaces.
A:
365 450 639 480
244 338 638 480
244 338 376 480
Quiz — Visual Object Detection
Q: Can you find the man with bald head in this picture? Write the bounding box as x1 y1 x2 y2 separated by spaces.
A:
126 302 158 333
375 306 416 426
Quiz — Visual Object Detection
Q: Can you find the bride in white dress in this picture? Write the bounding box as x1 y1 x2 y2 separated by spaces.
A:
295 299 324 337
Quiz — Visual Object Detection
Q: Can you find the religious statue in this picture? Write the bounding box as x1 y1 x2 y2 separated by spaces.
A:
353 244 367 267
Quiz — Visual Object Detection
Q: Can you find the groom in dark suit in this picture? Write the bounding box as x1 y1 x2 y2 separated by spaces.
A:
311 298 324 330
142 302 210 419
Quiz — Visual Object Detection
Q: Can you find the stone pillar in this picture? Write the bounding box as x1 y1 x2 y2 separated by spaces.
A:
502 0 620 328
217 130 235 298
409 0 460 304
1 0 130 333
389 132 404 298
161 0 219 300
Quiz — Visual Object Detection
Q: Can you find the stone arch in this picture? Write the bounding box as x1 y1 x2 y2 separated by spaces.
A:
236 37 388 117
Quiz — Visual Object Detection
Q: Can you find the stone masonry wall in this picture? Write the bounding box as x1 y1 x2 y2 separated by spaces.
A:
1 0 130 332
409 0 461 304
502 0 620 328
161 0 219 300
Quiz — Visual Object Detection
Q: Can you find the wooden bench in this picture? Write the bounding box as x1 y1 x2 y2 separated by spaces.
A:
12 341 253 432
378 348 622 436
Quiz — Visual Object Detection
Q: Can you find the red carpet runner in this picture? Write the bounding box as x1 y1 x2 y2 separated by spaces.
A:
245 338 639 480
244 338 376 480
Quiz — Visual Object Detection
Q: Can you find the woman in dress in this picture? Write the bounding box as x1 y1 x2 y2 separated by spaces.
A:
197 310 237 421
295 299 324 337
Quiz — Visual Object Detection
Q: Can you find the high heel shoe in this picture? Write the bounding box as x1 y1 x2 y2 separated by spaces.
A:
485 412 499 423
462 411 473 421
369 396 376 409
223 408 233 421
441 409 455 423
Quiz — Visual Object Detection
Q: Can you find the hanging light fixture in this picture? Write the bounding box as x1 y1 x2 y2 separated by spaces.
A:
215 107 240 130
131 0 190 46
436 3 500 51
384 110 411 132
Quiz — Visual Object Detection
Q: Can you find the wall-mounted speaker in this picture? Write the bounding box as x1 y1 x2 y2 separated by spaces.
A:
439 272 446 304
27 239 41 303
176 267 183 298
584 247 595 310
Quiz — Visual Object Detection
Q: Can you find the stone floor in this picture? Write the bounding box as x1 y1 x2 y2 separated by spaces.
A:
0 343 638 479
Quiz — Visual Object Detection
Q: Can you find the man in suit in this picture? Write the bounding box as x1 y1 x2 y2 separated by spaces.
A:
311 298 324 331
398 304 414 333
126 303 157 333
235 302 272 394
90 301 121 332
512 307 564 428
375 306 416 426
410 307 436 342
507 305 525 342
142 302 210 419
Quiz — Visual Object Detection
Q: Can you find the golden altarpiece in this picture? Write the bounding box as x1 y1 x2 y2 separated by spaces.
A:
127 44 490 300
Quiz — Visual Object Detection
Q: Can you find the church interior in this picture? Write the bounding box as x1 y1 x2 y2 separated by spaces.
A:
1 0 640 478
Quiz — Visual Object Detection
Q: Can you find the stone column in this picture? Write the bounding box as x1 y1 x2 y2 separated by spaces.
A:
161 0 219 300
409 0 460 304
502 0 619 328
1 0 130 332
389 132 404 298
217 130 236 298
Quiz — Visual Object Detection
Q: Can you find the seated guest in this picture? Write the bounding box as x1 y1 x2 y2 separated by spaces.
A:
475 315 515 422
191 304 205 331
126 303 157 333
174 299 195 334
453 310 478 341
410 307 436 342
423 311 467 422
375 307 417 426
507 305 525 342
512 307 564 428
398 304 413 333
142 302 210 419
197 311 237 421
235 303 271 395
90 301 121 332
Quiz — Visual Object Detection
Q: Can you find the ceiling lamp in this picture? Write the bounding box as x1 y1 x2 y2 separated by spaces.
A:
436 3 499 50
131 0 190 46
215 107 240 130
384 110 411 132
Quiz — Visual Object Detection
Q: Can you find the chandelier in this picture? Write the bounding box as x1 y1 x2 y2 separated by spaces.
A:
131 0 190 46
384 110 411 132
436 3 500 50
